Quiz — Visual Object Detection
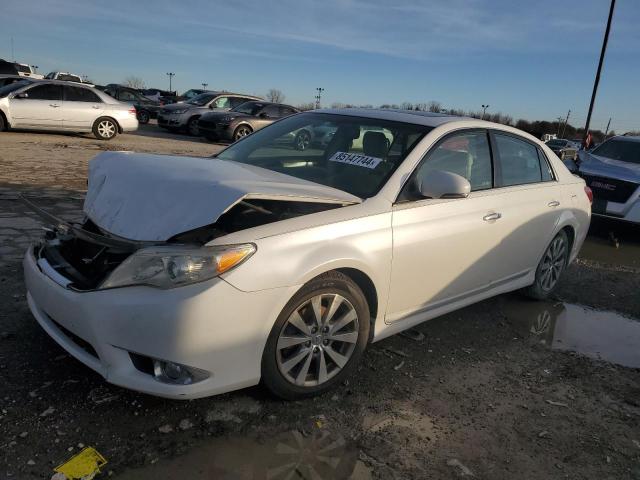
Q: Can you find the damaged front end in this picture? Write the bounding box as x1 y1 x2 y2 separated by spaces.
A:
23 195 345 291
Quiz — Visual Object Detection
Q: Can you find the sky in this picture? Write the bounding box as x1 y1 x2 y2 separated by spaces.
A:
2 0 639 133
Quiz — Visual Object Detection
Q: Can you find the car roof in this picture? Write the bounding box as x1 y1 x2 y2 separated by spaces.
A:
315 108 470 127
617 135 640 142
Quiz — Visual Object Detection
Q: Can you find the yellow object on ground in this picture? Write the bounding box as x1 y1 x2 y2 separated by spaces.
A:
54 447 107 480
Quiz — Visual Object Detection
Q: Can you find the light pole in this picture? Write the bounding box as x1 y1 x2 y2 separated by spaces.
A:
166 72 175 94
582 0 616 148
315 87 324 109
202 83 208 90
604 117 612 138
481 104 489 120
560 109 571 138
556 117 564 137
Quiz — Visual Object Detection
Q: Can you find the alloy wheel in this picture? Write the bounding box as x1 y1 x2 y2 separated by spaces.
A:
539 235 567 291
98 120 116 138
276 294 359 387
235 126 252 140
295 131 311 150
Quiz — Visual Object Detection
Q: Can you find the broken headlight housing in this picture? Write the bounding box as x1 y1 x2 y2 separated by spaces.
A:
100 244 256 289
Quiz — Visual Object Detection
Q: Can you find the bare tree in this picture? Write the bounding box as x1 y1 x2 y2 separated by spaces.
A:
427 101 443 113
266 89 285 103
296 102 315 111
123 76 146 89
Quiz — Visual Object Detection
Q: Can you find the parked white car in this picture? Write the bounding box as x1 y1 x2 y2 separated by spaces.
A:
0 79 138 139
44 71 83 83
23 109 591 399
14 63 44 79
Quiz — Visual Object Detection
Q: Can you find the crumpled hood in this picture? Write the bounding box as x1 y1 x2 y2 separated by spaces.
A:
84 151 361 241
579 151 640 181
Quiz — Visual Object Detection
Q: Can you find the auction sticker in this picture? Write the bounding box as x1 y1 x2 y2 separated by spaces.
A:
329 151 382 169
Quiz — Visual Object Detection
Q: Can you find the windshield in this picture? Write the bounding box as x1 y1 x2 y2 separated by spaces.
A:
0 80 32 97
232 102 264 115
216 112 432 198
592 139 640 165
188 93 215 106
547 140 566 147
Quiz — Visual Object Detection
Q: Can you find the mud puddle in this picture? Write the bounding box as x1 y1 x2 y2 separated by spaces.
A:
501 296 640 368
116 430 371 480
581 219 640 269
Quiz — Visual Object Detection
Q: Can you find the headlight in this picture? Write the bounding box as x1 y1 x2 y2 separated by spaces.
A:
100 244 256 289
170 108 188 114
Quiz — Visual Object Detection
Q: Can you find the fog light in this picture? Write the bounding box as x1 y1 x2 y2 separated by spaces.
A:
152 359 210 385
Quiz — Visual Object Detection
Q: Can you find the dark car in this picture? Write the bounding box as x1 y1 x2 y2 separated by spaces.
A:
103 84 162 124
545 138 579 161
197 101 299 142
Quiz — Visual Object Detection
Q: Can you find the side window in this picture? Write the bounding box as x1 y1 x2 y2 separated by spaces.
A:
263 105 281 118
64 86 102 102
213 96 231 109
119 90 138 101
537 148 555 182
411 130 493 194
228 97 248 109
279 107 296 117
494 133 543 186
25 84 62 101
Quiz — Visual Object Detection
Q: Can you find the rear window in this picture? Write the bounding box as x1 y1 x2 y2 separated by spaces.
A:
15 64 30 73
592 139 640 165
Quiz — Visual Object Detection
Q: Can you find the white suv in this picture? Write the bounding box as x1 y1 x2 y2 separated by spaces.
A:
0 79 138 140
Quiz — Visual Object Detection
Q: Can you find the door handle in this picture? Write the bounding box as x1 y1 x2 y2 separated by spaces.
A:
548 201 560 207
483 212 502 221
49 104 60 108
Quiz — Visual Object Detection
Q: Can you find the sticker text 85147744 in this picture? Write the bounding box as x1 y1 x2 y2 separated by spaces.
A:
328 151 383 170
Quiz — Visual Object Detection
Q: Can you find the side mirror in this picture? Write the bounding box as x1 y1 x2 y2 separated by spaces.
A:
418 170 471 199
14 92 28 99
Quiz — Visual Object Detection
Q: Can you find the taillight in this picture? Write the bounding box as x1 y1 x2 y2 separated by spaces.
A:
584 186 593 204
128 107 136 115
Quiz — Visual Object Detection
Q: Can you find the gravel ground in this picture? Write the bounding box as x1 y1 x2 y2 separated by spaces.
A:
1 127 639 480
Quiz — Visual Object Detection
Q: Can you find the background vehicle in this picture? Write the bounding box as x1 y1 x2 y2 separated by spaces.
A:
197 101 299 141
0 59 19 75
573 135 640 223
0 80 137 139
142 88 175 103
13 63 44 79
23 110 590 400
44 71 84 83
545 138 579 160
0 74 32 88
104 84 162 124
157 91 262 135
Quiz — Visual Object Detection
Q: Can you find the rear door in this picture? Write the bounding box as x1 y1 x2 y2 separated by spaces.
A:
62 85 104 129
486 130 564 279
9 83 63 128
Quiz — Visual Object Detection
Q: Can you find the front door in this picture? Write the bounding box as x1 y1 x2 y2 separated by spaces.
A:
10 83 63 129
386 129 506 322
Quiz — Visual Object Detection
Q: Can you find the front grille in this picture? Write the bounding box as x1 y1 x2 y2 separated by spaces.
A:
581 174 638 203
49 315 99 359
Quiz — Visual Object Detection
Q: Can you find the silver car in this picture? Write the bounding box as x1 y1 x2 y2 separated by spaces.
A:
157 91 261 135
0 79 138 140
23 109 591 400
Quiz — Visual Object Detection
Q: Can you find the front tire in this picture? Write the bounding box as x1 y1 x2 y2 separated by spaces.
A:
187 116 200 136
233 125 253 141
93 117 118 140
262 271 370 400
523 230 569 300
137 110 150 124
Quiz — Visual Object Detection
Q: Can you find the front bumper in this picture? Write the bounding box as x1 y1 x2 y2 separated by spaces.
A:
157 111 189 129
23 246 297 399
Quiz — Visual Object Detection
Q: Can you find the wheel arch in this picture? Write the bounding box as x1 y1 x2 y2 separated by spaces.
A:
0 108 8 130
94 115 122 133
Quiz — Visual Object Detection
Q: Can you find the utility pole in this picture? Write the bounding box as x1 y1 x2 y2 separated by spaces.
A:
201 83 208 90
560 109 571 138
315 87 324 109
604 117 612 138
166 72 175 94
583 0 616 148
11 36 15 61
481 104 489 120
556 117 564 137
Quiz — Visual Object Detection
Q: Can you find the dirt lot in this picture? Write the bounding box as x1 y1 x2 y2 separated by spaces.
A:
1 126 639 480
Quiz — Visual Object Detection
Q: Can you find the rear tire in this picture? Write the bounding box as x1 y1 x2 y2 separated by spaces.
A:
262 271 370 400
92 117 118 140
0 113 6 131
523 230 569 300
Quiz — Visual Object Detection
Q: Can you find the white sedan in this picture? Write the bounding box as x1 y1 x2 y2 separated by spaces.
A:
23 109 591 399
0 79 138 139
